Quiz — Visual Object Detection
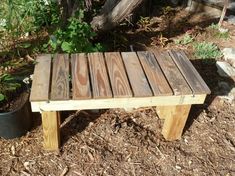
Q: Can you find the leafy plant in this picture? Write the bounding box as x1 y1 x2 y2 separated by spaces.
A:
175 34 194 45
0 74 21 102
207 23 230 40
46 10 103 53
208 23 219 30
0 0 60 53
193 42 223 59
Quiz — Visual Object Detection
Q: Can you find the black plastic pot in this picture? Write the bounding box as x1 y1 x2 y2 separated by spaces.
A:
0 92 32 139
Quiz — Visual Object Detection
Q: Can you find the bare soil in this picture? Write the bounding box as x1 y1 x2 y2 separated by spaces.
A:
0 7 235 176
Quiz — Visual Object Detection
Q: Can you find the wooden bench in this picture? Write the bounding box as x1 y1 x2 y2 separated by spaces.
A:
30 50 210 151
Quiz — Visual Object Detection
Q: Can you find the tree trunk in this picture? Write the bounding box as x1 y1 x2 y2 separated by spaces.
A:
91 0 145 31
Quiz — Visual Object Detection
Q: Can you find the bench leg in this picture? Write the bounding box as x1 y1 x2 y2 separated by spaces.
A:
157 105 191 141
41 111 61 151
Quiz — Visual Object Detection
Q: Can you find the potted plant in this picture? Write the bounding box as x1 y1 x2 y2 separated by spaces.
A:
0 73 32 139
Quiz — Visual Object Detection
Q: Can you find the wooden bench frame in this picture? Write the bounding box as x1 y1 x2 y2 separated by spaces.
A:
30 50 210 151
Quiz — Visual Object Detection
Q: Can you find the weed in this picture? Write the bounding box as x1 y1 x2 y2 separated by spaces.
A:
208 23 219 30
46 10 103 53
0 0 60 54
174 34 194 45
207 23 230 40
193 42 223 59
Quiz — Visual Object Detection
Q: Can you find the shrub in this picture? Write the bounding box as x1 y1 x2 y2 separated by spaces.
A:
193 42 223 59
46 10 104 53
0 0 60 52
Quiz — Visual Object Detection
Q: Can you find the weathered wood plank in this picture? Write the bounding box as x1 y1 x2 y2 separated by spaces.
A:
105 52 132 98
169 50 211 94
137 51 173 96
161 105 191 140
42 111 60 151
122 52 152 97
30 54 52 101
88 52 112 98
51 54 70 100
153 51 192 95
71 54 91 99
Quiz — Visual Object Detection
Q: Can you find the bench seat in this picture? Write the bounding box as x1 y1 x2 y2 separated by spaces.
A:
30 50 210 151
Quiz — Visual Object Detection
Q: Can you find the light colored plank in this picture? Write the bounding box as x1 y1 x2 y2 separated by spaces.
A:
161 105 191 141
105 52 132 98
41 111 60 151
30 54 51 101
153 50 192 95
156 106 170 119
31 94 207 112
71 54 91 99
88 53 112 99
137 51 173 96
122 52 152 97
169 50 211 95
51 54 70 100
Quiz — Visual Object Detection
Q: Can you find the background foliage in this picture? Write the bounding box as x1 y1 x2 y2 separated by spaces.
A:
0 0 102 54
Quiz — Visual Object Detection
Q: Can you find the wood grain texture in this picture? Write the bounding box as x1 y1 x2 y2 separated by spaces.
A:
122 52 152 97
161 105 191 140
71 54 91 99
31 94 207 112
42 111 60 151
169 50 211 94
30 54 51 101
137 51 173 96
153 51 192 95
88 52 112 98
51 54 70 100
105 52 132 98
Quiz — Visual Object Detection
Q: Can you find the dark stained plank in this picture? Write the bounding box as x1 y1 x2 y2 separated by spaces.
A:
153 51 192 95
88 52 112 98
137 51 173 96
30 54 52 101
71 53 91 99
51 54 70 100
105 52 132 98
121 52 153 97
169 50 211 94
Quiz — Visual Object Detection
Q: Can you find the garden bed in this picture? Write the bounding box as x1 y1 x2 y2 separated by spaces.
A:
0 5 235 176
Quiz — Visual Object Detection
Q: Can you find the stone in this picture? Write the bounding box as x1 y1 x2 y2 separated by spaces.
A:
228 15 235 25
216 61 235 78
222 48 235 68
218 86 235 103
218 81 231 94
216 81 235 103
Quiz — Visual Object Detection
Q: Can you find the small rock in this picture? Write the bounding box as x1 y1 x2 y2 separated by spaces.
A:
176 165 182 170
216 61 235 78
222 48 235 59
228 15 235 25
219 27 229 33
218 85 235 103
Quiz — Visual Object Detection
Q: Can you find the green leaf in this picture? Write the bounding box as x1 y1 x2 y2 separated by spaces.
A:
61 41 72 53
19 43 31 48
0 94 4 101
